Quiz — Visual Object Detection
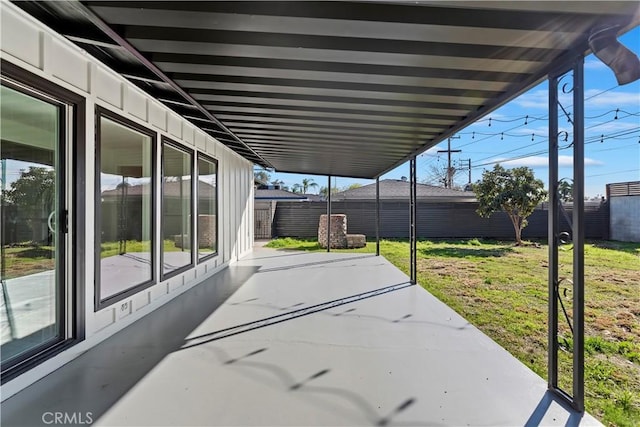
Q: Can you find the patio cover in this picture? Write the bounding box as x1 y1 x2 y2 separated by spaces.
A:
13 1 640 178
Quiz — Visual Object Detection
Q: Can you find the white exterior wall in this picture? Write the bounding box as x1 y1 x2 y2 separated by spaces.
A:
610 196 640 242
1 2 255 399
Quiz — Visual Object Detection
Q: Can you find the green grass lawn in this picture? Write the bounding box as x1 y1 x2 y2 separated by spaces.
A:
2 240 184 278
1 245 55 279
100 239 181 258
265 237 640 426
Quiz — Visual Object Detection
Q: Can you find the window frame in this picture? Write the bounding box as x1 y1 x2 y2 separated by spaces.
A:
0 60 86 383
94 106 157 311
196 153 219 263
160 137 195 281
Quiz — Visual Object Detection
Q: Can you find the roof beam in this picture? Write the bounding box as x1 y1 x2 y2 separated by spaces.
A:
123 25 560 62
68 1 271 168
215 112 454 128
153 53 531 82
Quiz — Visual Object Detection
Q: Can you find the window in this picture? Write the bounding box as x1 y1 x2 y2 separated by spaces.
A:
161 140 193 278
1 61 85 382
96 109 155 308
197 155 218 260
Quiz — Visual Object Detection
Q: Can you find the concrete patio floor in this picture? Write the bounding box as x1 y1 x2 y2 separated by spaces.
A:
1 246 600 426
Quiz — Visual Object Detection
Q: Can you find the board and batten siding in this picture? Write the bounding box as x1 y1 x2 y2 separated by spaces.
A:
1 2 254 399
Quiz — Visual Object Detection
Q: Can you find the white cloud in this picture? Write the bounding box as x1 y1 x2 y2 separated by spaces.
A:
585 89 640 107
586 120 639 134
421 145 444 157
492 155 603 168
515 90 571 109
584 59 608 70
512 125 548 135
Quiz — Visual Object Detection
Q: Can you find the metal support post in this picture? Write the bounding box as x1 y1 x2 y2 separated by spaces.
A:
376 177 380 256
548 73 560 391
572 57 585 413
327 175 331 252
547 56 585 413
409 157 417 284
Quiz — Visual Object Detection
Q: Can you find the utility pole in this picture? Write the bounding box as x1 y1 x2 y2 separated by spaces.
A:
437 136 461 188
459 158 472 184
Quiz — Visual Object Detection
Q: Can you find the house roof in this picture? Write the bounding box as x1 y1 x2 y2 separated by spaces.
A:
302 193 323 202
102 179 215 198
332 179 475 201
255 188 308 200
16 1 639 178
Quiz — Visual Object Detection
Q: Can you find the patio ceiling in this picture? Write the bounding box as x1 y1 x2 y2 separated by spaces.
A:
13 1 640 178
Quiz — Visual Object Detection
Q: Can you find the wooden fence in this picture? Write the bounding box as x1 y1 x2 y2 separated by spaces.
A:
271 200 609 240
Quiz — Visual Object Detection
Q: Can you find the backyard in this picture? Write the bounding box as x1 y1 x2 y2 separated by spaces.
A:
265 237 640 427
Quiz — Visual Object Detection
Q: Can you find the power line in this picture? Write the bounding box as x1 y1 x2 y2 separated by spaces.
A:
468 127 639 170
457 158 472 184
466 118 638 167
591 143 639 153
586 169 639 178
456 108 637 148
454 84 623 148
417 85 631 181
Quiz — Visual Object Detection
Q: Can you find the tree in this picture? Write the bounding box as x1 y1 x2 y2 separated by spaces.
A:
319 185 340 199
3 166 56 244
423 162 461 188
557 179 573 202
270 179 288 191
254 169 271 183
300 178 318 194
345 183 362 191
291 183 303 193
472 164 547 245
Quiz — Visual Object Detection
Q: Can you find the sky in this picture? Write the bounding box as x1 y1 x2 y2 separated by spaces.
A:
265 27 640 198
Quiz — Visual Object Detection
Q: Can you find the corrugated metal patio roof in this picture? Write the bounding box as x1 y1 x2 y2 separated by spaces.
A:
13 1 640 178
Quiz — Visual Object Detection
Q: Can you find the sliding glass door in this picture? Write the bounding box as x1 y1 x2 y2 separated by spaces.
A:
0 81 68 373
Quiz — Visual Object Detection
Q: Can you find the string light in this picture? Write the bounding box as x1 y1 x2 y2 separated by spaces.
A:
468 127 639 170
418 86 637 180
454 108 638 146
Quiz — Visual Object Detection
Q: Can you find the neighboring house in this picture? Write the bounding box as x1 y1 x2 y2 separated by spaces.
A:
255 188 309 202
254 187 307 239
332 179 476 202
101 179 216 242
301 193 323 202
273 179 479 238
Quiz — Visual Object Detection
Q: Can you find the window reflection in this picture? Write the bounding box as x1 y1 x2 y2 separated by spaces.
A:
0 84 61 365
162 142 192 276
197 156 217 259
98 115 153 301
